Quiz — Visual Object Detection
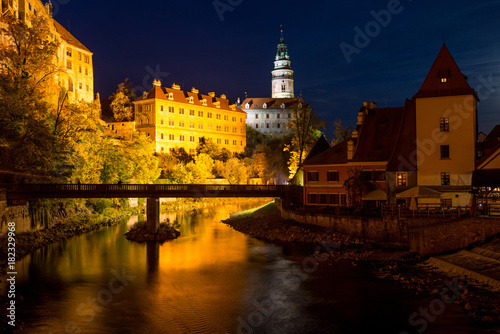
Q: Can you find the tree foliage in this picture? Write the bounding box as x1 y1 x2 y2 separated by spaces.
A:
109 79 136 121
343 167 376 208
331 119 354 146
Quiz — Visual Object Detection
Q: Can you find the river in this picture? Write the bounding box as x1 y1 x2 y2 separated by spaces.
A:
3 200 491 333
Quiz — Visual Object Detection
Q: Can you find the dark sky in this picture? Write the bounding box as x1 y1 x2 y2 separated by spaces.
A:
52 0 500 138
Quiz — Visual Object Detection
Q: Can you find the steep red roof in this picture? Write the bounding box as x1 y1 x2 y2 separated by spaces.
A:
387 99 417 171
52 19 91 53
241 97 305 109
413 44 476 99
302 139 348 165
352 107 404 162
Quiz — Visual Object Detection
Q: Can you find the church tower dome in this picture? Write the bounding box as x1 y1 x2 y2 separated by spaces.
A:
272 30 294 98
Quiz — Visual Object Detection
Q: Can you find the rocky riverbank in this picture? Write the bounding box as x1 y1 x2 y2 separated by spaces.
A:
223 201 500 328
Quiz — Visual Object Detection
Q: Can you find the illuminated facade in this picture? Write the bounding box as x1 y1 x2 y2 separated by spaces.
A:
1 0 94 103
133 80 247 154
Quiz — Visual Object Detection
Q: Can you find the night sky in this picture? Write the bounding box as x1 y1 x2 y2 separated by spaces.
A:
52 0 500 138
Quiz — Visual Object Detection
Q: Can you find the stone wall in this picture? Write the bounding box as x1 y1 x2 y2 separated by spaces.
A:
0 188 31 234
408 218 500 256
277 200 409 246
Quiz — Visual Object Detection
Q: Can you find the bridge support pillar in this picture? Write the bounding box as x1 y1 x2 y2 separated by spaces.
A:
146 197 160 233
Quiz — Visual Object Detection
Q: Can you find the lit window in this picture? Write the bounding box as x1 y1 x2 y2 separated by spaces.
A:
307 171 319 182
441 172 450 185
440 117 449 132
66 48 72 57
397 172 407 187
66 60 72 70
441 78 447 83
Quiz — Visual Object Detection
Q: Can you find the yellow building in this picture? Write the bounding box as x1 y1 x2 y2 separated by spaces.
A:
133 80 247 154
413 44 478 206
1 0 94 103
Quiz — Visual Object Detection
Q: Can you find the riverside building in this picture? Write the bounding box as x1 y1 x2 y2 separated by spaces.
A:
133 80 247 154
1 0 94 103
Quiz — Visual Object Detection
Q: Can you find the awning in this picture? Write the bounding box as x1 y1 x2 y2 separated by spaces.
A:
362 189 387 201
472 169 500 187
395 185 441 198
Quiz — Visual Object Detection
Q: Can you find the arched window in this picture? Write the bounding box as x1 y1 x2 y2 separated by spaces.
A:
245 103 250 109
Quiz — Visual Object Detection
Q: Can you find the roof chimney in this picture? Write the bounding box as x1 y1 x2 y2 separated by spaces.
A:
152 79 161 87
347 140 355 160
171 83 181 90
191 87 199 94
220 94 227 99
363 101 369 107
370 101 377 109
208 92 215 98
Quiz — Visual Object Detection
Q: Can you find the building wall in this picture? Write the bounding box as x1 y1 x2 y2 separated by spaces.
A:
303 163 387 206
135 96 246 154
244 108 293 136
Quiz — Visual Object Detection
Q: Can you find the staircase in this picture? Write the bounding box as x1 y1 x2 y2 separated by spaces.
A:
426 238 500 291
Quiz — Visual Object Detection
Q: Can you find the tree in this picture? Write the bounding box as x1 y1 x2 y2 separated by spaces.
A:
331 119 354 146
109 79 136 121
343 167 376 208
286 105 324 177
218 158 248 184
0 13 60 182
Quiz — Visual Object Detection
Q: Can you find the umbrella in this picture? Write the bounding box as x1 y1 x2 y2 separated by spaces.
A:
395 186 442 198
362 189 387 201
409 196 418 211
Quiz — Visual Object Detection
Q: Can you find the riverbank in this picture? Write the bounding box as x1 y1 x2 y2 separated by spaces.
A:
223 201 500 327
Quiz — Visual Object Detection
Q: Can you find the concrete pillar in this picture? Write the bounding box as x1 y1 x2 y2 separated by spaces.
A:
146 197 160 233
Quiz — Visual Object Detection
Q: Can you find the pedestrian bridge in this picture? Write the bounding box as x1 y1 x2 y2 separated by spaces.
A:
4 183 298 200
4 183 302 232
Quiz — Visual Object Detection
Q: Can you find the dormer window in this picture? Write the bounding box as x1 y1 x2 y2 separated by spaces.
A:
202 99 207 106
245 103 250 109
281 103 285 109
214 101 220 108
189 96 194 103
168 92 174 100
263 103 267 109
441 78 448 83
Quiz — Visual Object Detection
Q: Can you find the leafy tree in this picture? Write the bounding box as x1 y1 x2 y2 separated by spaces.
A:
109 79 136 121
218 158 248 184
0 13 60 182
343 167 376 208
286 105 324 178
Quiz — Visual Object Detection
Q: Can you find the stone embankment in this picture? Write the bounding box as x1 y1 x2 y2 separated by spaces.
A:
223 201 500 327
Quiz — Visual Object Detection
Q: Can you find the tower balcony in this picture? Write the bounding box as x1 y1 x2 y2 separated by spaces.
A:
272 73 294 80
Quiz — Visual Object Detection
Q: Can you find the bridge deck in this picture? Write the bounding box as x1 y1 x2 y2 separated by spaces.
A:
3 184 300 199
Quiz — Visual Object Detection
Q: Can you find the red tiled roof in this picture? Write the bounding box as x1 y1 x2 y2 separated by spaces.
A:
305 135 330 161
352 107 404 162
302 139 348 165
52 19 91 53
241 97 305 109
476 125 500 169
135 85 245 114
413 44 476 99
387 99 417 171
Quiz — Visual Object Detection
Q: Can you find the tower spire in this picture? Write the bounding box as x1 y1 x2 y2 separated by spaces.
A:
272 29 294 98
280 25 284 42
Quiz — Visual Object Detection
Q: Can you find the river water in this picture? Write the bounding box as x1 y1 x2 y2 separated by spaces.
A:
4 200 492 333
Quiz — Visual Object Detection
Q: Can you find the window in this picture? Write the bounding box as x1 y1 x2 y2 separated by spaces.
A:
375 171 386 181
441 77 447 83
78 52 82 61
255 114 259 119
266 114 270 119
233 127 237 133
308 171 319 182
440 117 449 132
179 108 185 115
198 123 204 130
179 121 185 127
225 139 229 145
224 115 229 121
169 107 174 113
329 194 339 205
190 122 195 129
190 110 195 116
440 145 450 159
160 133 164 139
66 60 72 70
232 117 236 122
309 194 318 204
160 106 164 112
216 126 221 131
281 82 286 92
217 139 221 144
160 119 164 125
169 134 174 140
79 82 82 90
78 66 82 73
207 112 213 118
216 114 221 120
320 194 327 204
198 111 204 117
327 171 339 182
441 199 452 208
84 55 90 64
441 172 450 185
256 124 259 129
168 120 174 126
190 136 195 142
224 126 229 132
277 114 280 119
277 124 281 129
397 172 407 186
179 135 185 141
66 48 72 57
266 124 270 129
233 140 237 145
85 68 88 76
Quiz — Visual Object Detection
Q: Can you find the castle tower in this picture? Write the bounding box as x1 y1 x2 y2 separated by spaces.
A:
271 30 294 98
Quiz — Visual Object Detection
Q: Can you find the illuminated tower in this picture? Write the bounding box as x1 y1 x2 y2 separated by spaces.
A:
271 30 294 98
